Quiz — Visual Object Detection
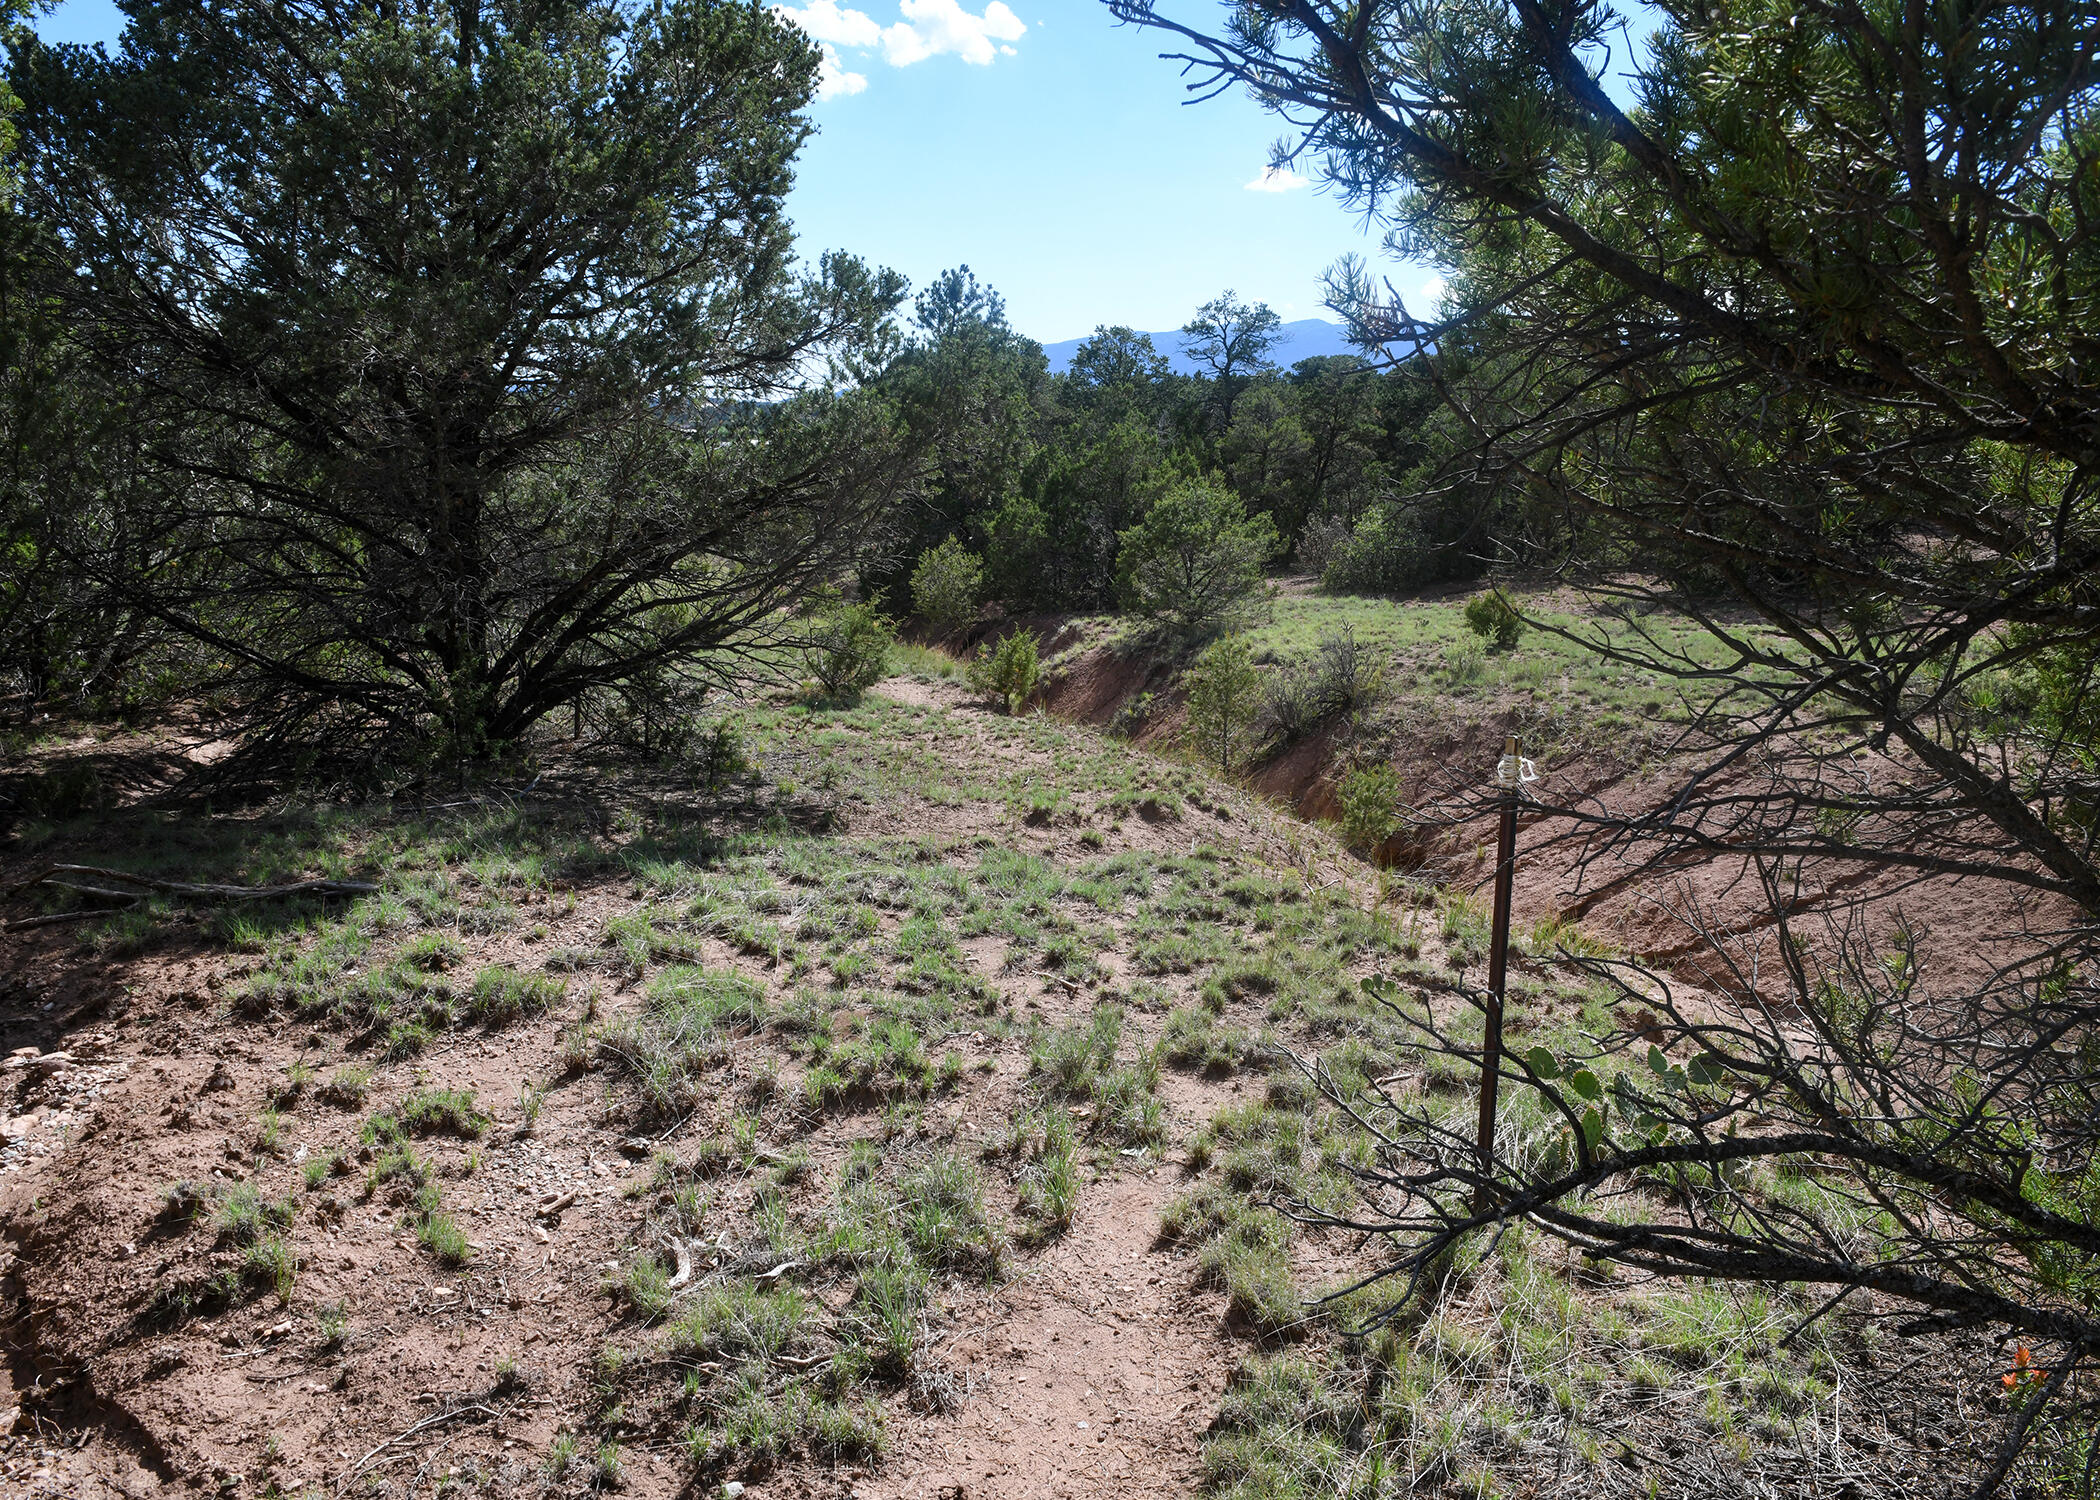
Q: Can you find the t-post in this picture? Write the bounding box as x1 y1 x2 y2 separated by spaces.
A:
1476 735 1526 1184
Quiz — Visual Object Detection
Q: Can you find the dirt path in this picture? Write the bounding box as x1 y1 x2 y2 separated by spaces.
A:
854 680 1276 1500
865 1171 1220 1500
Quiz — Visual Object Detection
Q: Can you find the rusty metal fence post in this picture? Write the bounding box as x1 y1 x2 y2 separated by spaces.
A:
1476 735 1526 1179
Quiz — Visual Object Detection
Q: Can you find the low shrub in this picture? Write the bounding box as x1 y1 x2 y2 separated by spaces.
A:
1184 635 1264 773
801 594 896 700
1310 625 1387 715
967 631 1039 714
909 537 984 632
692 718 748 790
1259 661 1326 744
1336 762 1403 853
15 761 110 818
1463 589 1525 651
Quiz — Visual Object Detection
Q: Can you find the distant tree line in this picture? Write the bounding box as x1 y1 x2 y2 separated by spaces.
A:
865 271 1578 626
0 0 1675 770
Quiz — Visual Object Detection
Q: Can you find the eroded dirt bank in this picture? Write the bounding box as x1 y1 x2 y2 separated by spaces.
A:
1038 628 2067 1004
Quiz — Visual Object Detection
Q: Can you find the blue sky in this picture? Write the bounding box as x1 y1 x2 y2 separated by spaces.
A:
32 0 1440 345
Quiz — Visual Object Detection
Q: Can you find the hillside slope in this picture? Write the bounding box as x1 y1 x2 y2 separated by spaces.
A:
0 671 1994 1498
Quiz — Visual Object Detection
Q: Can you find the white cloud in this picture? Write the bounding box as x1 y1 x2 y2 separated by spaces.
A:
1245 166 1309 193
881 0 1025 65
1417 275 1447 305
816 45 868 98
775 0 1026 83
777 0 884 48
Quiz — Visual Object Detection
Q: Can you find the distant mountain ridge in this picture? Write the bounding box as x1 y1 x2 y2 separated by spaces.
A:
1038 317 1362 376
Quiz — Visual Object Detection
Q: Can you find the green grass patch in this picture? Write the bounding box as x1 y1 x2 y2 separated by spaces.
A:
363 1086 489 1142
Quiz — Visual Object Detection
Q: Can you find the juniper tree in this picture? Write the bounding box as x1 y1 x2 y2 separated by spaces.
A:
14 0 912 761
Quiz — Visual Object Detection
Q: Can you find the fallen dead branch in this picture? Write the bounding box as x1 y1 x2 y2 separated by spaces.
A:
333 1401 500 1494
2 863 379 930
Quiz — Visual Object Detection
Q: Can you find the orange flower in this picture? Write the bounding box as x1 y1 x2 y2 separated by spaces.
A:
2002 1347 2047 1391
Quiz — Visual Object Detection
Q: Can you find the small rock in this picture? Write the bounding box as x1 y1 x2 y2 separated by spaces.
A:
531 1226 550 1244
721 1483 746 1498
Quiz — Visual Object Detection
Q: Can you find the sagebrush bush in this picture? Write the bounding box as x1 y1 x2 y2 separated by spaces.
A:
1260 661 1326 743
1262 626 1388 744
1311 626 1387 714
967 631 1039 713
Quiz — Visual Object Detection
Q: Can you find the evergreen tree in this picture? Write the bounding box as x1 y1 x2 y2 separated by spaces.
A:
16 0 910 759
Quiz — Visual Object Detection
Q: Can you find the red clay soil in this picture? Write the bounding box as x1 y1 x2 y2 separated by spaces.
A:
1043 635 2071 1005
855 1169 1223 1500
1036 648 1161 732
